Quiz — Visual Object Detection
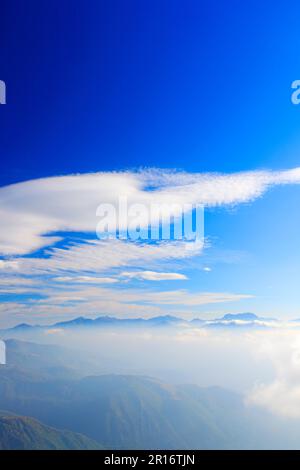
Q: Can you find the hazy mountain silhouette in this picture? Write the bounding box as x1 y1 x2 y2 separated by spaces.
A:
0 339 300 449
0 313 278 339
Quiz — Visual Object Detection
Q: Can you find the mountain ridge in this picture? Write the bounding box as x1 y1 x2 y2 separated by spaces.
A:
0 410 103 450
0 312 277 336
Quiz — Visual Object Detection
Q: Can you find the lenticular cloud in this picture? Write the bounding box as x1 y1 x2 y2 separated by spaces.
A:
0 167 299 256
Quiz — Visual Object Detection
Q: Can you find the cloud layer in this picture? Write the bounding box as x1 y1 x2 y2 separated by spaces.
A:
247 331 300 418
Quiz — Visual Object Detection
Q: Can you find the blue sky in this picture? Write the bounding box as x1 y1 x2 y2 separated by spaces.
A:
0 0 300 325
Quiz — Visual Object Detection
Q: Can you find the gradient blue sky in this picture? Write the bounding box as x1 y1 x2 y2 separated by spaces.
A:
1 0 300 325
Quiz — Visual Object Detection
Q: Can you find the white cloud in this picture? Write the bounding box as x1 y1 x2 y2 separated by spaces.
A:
247 331 300 418
35 284 252 308
121 271 188 281
0 239 202 276
0 260 20 270
0 167 300 256
249 381 300 418
137 289 253 306
0 277 38 286
54 276 118 284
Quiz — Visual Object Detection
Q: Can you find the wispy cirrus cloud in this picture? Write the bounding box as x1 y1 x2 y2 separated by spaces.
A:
121 271 188 281
0 282 254 326
0 239 203 276
0 167 300 256
53 276 118 284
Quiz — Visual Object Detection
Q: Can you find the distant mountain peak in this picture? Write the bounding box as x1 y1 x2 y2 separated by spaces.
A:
54 317 94 328
11 323 34 330
220 313 259 321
